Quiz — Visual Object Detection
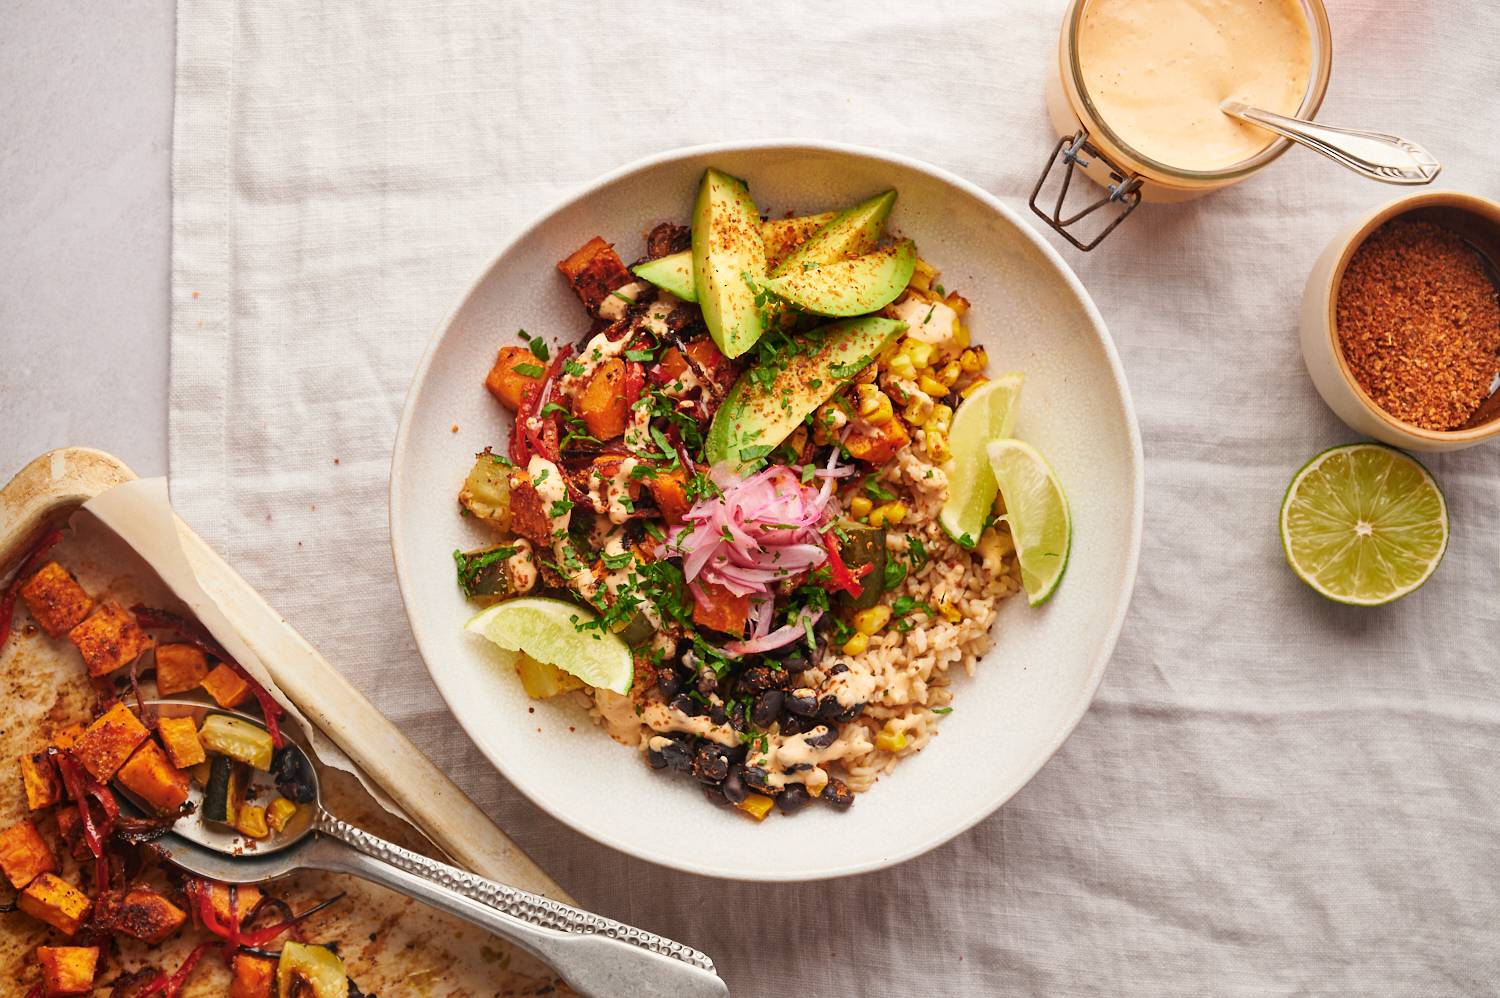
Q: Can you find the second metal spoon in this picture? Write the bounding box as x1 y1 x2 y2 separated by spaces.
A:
1220 100 1440 185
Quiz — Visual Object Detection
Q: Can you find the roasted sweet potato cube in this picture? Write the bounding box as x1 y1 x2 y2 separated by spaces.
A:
579 358 629 440
205 882 262 925
0 820 56 889
52 808 89 862
20 752 62 811
67 602 153 677
95 887 187 944
18 874 90 935
484 345 544 412
70 702 150 782
691 580 750 637
153 643 209 696
230 952 276 998
50 724 84 752
646 468 692 525
844 417 910 465
556 236 632 314
505 472 553 548
200 663 251 708
36 945 98 996
19 563 94 638
116 740 189 814
156 716 205 769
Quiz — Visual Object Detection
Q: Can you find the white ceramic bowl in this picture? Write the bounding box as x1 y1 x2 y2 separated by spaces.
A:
1300 191 1500 452
390 142 1143 881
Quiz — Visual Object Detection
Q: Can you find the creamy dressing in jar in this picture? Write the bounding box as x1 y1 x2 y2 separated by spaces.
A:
1077 0 1312 172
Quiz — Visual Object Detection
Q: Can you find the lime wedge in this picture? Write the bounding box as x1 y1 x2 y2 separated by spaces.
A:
1280 443 1448 606
465 597 633 694
986 439 1071 606
938 373 1025 546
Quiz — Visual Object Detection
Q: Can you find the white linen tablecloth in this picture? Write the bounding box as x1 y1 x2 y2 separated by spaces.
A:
170 2 1500 993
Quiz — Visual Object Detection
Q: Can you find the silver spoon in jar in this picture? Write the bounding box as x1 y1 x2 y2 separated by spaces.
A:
114 699 728 998
1220 100 1440 185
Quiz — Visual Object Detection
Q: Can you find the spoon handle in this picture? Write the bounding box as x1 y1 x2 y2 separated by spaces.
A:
309 812 726 998
1220 101 1441 185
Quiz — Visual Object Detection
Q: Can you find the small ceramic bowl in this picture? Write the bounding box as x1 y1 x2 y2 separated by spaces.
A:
1300 191 1500 452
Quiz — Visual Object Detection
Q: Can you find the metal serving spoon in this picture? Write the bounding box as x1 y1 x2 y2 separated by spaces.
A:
118 699 728 998
1220 100 1441 185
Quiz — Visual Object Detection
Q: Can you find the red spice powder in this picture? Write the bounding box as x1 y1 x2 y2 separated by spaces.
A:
1335 219 1500 430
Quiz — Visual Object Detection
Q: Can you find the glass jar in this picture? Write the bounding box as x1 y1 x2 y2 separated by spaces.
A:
1031 0 1334 250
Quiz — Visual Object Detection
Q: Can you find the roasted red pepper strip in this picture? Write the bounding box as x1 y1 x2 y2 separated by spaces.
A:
130 606 286 748
622 360 646 411
0 527 64 653
235 890 346 947
818 531 872 598
132 941 211 997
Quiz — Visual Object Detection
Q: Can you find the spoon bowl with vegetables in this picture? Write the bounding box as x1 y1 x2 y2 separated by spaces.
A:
116 700 728 998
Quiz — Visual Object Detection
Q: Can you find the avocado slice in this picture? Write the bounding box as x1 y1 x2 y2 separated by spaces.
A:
705 316 907 468
762 240 917 318
633 211 837 304
692 168 768 358
771 190 897 277
631 253 696 302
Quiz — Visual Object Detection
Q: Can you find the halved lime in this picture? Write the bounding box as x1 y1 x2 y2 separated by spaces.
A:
1280 443 1448 606
986 439 1071 606
465 597 633 694
938 372 1025 547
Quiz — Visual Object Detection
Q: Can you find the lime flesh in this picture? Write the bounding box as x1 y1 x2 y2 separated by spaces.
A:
986 439 1071 607
938 373 1025 547
1280 443 1448 606
465 597 633 694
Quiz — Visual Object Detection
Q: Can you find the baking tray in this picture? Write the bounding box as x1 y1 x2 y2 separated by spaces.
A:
0 447 575 994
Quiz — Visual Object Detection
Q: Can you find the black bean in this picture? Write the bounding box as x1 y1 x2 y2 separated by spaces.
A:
656 668 686 700
706 701 727 726
828 662 849 676
835 702 865 723
692 743 729 783
822 777 854 810
728 704 749 733
702 784 730 807
660 737 694 773
669 693 699 716
817 696 845 721
780 653 809 673
780 714 810 737
724 742 748 764
272 748 317 804
744 766 779 795
722 765 748 804
737 664 783 694
776 783 811 814
806 725 837 749
695 665 719 696
785 690 819 717
646 745 668 770
751 690 784 727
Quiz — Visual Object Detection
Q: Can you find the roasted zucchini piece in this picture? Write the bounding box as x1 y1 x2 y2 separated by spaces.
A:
458 452 514 530
198 715 275 771
836 521 887 610
452 545 517 602
277 941 349 998
202 755 243 826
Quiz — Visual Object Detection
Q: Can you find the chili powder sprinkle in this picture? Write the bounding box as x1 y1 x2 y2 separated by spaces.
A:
1335 219 1500 431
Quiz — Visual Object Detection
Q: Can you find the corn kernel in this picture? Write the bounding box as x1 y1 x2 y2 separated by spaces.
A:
841 633 869 656
909 258 937 292
735 793 775 821
919 375 948 398
959 349 983 373
903 394 934 426
853 605 892 635
903 340 936 369
266 797 299 833
952 321 970 349
926 404 953 433
874 502 907 527
926 432 951 463
849 496 873 519
875 726 908 753
886 353 917 381
960 378 989 399
938 601 962 623
938 362 962 387
236 805 269 840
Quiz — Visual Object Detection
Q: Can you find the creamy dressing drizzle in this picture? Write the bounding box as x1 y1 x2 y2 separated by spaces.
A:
890 296 959 350
589 457 640 525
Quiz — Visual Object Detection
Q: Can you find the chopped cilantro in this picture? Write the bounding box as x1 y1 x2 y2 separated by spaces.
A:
514 362 545 379
931 706 953 715
550 498 574 518
526 334 549 362
452 546 516 597
625 348 654 362
563 359 585 377
863 479 897 501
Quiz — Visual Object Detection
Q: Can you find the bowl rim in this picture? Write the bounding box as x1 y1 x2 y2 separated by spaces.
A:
388 139 1145 880
1318 190 1500 444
